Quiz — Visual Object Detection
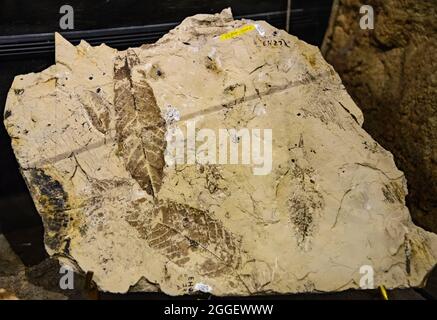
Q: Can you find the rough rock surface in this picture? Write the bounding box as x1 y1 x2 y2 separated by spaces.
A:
0 234 67 299
4 9 437 295
322 0 437 233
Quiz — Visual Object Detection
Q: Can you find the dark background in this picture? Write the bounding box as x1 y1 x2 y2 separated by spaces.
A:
0 0 330 37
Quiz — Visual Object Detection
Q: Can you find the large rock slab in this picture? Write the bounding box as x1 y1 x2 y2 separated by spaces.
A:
4 9 437 295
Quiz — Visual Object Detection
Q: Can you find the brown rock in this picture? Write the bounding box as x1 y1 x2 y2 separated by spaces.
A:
322 0 437 232
0 234 67 299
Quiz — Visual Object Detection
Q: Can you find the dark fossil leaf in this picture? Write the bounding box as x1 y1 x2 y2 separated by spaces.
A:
113 49 166 196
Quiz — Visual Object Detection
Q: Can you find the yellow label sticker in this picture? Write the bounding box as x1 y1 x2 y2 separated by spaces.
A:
219 24 255 40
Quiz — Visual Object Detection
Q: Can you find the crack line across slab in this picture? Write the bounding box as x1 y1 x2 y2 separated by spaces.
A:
23 71 331 169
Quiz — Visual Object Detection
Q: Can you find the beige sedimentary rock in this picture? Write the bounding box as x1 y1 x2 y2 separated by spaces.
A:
4 9 437 295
